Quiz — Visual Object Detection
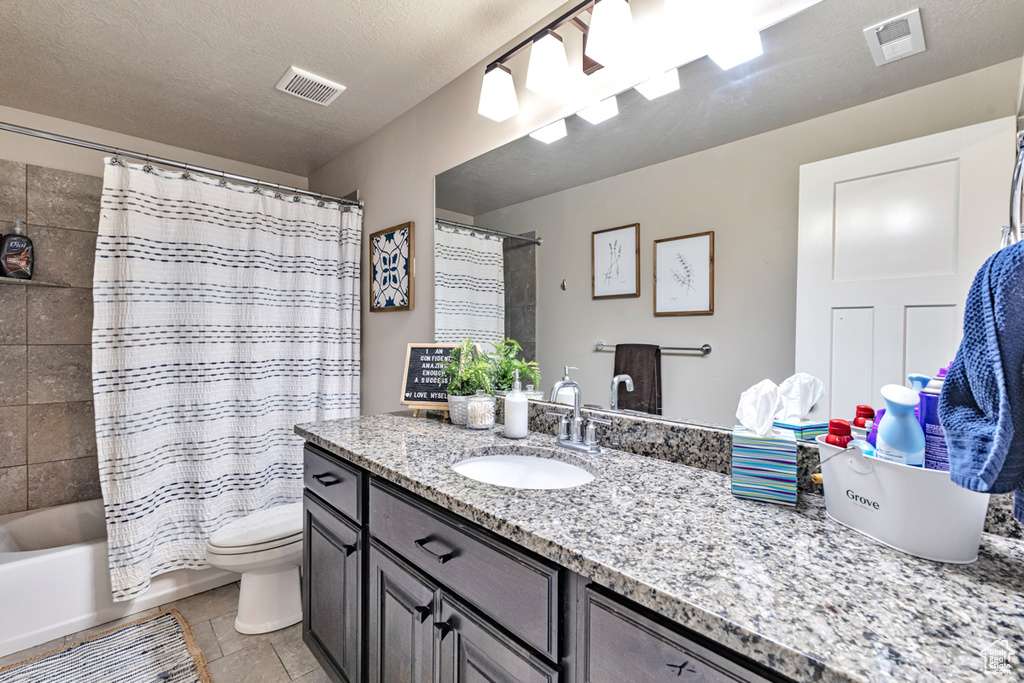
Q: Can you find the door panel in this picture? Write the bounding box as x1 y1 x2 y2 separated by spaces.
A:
797 117 1014 418
368 541 436 683
436 595 558 683
303 492 362 683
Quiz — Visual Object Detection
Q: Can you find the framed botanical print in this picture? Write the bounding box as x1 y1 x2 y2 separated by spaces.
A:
371 222 415 312
654 231 714 316
592 223 640 299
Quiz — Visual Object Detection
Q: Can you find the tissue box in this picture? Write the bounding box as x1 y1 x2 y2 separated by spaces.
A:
732 427 798 506
773 418 828 441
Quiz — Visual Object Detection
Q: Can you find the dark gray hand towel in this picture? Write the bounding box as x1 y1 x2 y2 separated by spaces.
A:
613 344 662 415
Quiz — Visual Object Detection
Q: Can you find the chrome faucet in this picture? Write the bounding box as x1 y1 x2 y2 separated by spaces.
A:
548 369 611 454
610 374 634 411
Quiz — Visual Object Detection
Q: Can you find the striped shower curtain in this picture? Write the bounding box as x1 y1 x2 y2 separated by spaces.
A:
434 224 505 344
92 158 361 601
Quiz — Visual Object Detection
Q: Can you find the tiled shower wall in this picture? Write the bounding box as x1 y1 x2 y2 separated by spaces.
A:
0 159 102 514
503 231 537 362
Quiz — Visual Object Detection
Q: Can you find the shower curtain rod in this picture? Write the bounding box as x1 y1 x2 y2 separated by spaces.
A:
0 121 362 208
435 217 542 245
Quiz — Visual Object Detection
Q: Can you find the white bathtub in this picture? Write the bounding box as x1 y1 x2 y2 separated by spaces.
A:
0 499 238 657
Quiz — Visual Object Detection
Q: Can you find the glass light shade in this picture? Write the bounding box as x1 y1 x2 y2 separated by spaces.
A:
577 96 618 125
584 0 634 68
477 65 519 122
529 119 568 144
525 31 571 98
708 28 763 70
635 69 680 100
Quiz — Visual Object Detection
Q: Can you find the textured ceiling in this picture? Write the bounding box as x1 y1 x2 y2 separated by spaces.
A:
436 0 1024 216
0 0 565 176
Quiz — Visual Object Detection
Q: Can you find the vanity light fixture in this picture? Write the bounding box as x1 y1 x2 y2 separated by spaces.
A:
526 30 572 98
708 27 764 70
635 68 680 100
529 119 568 144
478 64 519 122
584 0 634 68
577 95 619 125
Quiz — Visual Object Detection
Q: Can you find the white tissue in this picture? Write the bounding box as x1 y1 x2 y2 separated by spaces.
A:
736 379 783 437
775 373 825 422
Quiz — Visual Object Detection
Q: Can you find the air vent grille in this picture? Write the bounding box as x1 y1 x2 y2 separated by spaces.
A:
275 67 345 106
863 9 926 66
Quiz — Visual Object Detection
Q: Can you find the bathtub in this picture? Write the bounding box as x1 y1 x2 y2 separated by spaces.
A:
0 499 238 657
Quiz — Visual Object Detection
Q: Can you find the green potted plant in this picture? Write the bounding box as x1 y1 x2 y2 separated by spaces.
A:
442 339 492 425
487 338 541 395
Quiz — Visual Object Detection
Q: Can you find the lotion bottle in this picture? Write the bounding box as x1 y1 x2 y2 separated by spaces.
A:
874 384 925 467
503 370 529 439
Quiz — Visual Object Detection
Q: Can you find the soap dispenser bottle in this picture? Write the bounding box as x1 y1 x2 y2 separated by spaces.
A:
874 384 925 467
503 369 529 439
1 220 34 280
555 366 578 405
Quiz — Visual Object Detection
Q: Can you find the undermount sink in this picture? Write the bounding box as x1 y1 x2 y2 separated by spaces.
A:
452 447 596 490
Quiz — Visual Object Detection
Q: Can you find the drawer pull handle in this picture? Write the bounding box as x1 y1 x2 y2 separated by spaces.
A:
342 543 357 557
433 619 452 640
312 473 342 487
414 538 455 565
414 605 432 623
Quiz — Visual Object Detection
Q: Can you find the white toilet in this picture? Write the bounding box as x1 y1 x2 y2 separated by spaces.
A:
205 502 304 634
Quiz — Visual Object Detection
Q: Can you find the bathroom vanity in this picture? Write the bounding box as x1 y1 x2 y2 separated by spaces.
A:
297 413 1024 683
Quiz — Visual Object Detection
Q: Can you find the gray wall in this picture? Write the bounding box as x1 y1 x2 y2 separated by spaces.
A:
476 61 1021 425
0 161 101 513
503 233 537 362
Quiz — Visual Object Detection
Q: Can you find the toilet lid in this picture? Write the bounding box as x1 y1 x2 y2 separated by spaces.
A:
209 502 303 549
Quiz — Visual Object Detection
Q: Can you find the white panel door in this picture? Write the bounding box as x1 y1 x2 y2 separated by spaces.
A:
796 117 1015 421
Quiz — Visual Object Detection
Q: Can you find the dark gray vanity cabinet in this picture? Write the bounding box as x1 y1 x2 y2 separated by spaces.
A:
368 542 437 683
303 490 363 683
302 442 788 683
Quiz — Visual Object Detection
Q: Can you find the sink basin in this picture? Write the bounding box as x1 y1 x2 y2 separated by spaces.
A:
452 447 595 490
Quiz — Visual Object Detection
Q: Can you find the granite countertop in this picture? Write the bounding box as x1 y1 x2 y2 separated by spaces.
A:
296 414 1024 682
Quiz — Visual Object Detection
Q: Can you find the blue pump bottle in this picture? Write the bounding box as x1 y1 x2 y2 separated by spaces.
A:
874 384 925 467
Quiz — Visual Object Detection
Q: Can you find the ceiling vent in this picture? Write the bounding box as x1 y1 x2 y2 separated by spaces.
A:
863 9 926 66
275 66 345 106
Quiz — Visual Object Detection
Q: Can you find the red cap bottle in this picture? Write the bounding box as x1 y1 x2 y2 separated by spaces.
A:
852 405 875 429
825 419 853 448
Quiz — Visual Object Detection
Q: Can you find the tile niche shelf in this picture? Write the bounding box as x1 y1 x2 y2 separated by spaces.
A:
0 277 70 288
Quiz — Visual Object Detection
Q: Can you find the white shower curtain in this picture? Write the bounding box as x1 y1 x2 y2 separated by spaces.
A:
92 158 361 601
434 224 505 344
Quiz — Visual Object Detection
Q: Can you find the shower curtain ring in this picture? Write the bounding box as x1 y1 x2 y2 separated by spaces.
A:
142 154 153 173
218 171 227 187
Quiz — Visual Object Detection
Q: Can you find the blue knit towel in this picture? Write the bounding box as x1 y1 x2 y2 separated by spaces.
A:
939 241 1024 522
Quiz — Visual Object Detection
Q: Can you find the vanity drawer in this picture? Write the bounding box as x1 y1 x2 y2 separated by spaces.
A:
303 444 363 524
580 587 774 683
369 480 560 660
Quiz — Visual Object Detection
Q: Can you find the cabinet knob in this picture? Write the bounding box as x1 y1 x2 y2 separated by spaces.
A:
433 619 453 639
414 605 432 623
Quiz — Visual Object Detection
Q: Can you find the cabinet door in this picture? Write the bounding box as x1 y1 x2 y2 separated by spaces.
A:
368 542 436 683
436 594 559 683
580 587 773 683
303 492 362 683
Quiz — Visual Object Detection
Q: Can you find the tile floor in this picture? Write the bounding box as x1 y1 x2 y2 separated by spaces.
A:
0 582 329 683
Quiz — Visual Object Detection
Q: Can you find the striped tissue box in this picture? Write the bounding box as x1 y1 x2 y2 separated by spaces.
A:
731 427 798 506
773 419 828 441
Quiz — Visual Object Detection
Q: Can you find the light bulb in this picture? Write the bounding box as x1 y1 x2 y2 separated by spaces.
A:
708 28 763 70
526 30 571 98
577 96 618 125
529 119 568 144
635 69 680 100
477 64 519 122
585 0 634 68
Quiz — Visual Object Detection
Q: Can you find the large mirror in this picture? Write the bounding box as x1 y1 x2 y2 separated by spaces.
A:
434 0 1023 429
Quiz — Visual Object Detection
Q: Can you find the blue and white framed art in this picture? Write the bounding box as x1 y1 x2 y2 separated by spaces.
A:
371 221 415 312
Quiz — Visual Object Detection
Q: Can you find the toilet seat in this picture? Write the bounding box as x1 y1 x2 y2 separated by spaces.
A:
208 502 303 553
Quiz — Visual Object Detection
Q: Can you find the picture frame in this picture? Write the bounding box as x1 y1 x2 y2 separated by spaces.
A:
592 223 640 299
370 222 415 312
654 231 714 316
